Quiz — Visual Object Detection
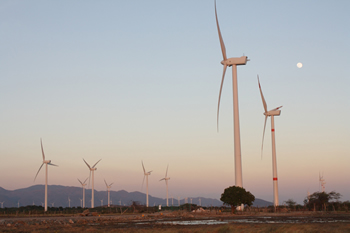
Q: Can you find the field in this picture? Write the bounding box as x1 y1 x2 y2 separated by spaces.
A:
1 210 350 232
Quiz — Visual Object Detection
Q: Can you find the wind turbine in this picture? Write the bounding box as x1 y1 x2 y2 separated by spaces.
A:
319 173 326 192
104 179 114 207
215 0 248 197
51 202 54 207
100 199 103 206
79 198 83 207
159 165 170 206
141 161 152 207
258 76 282 208
68 197 71 208
78 178 88 208
0 202 4 208
83 158 101 208
34 139 58 212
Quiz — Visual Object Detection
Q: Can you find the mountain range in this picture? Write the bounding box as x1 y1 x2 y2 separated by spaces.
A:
0 185 272 208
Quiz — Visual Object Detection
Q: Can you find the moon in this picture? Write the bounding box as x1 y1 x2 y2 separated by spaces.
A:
297 62 303 68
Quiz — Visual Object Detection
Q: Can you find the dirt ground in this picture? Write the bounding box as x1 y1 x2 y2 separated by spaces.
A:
1 210 350 232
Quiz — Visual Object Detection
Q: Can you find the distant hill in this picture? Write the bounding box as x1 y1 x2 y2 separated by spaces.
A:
0 185 272 208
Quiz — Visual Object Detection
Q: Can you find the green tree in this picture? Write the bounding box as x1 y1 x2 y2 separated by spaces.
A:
304 191 341 211
284 199 296 210
220 186 255 214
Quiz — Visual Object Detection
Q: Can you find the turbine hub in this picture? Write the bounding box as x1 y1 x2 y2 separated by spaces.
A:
221 56 248 66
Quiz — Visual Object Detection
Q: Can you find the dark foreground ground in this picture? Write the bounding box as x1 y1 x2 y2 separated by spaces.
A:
1 211 350 232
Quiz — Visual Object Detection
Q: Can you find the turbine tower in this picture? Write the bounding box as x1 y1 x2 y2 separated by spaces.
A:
68 197 71 208
215 0 248 194
0 202 4 208
159 165 170 206
34 139 58 212
78 178 88 208
83 158 101 208
258 76 282 208
141 161 152 207
104 179 114 207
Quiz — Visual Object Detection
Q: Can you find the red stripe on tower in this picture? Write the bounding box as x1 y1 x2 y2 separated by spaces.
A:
271 129 275 132
273 178 277 181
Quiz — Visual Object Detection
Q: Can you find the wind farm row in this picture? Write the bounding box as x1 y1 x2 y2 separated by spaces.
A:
33 139 174 212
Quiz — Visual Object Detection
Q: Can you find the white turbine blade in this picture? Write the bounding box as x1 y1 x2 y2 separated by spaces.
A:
83 177 88 184
165 164 169 178
78 179 83 185
148 170 153 174
88 171 92 188
92 159 101 168
109 183 114 186
215 0 227 61
159 178 165 181
141 161 146 174
217 64 228 131
34 163 44 181
261 115 268 159
104 179 108 187
83 159 91 169
48 163 58 167
40 138 45 161
141 175 145 190
257 75 268 113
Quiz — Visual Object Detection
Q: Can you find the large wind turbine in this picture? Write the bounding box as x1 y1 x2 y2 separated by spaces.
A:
34 139 58 212
83 159 101 208
258 76 282 208
141 161 152 207
215 0 248 192
104 179 113 207
159 165 170 206
78 178 88 208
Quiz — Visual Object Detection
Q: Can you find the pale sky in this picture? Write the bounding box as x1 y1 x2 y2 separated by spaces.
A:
1 0 349 205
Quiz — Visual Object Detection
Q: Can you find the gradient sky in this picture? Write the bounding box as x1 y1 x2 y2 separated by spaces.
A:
1 0 349 205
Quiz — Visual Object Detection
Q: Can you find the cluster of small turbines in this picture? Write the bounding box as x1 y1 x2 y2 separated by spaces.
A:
215 0 283 208
33 139 172 212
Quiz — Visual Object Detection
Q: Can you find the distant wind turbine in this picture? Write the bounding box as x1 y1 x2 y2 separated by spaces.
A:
68 197 71 208
34 139 58 212
79 198 83 207
100 199 103 206
83 158 101 208
258 76 282 208
159 165 170 206
319 172 326 192
78 178 88 208
51 202 54 207
215 0 248 202
104 179 114 207
0 202 4 208
141 161 152 207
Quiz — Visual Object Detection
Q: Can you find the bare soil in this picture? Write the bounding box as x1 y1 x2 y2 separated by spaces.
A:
1 211 350 232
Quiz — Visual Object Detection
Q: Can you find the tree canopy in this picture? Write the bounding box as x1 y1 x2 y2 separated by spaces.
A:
304 191 341 211
220 186 255 213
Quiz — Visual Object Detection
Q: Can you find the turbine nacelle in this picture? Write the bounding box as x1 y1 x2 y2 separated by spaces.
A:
44 160 51 164
221 56 248 66
264 110 281 117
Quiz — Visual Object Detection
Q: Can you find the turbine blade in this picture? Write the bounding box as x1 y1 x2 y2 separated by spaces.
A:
83 177 88 184
215 0 227 61
217 64 228 131
261 115 268 159
110 183 114 186
148 170 153 174
88 171 92 188
40 138 45 161
141 175 145 190
165 164 169 178
78 179 83 185
83 159 91 169
257 75 268 113
142 161 146 173
159 178 165 181
104 179 108 187
92 159 101 168
48 163 58 167
34 163 44 181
